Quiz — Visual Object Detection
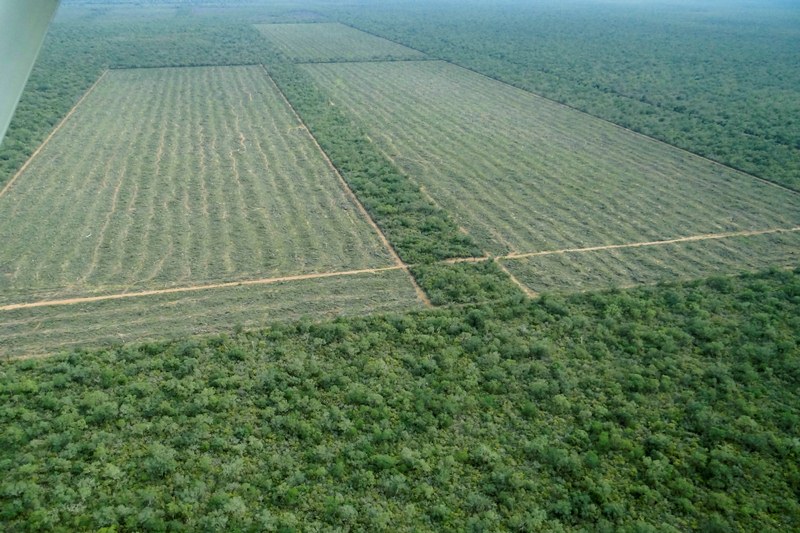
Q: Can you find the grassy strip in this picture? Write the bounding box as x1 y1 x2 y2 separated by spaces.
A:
1 269 798 530
504 230 800 294
0 269 422 359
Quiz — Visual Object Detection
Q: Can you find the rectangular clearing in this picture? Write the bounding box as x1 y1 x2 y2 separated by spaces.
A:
0 65 422 356
0 65 400 304
303 61 800 258
255 22 426 63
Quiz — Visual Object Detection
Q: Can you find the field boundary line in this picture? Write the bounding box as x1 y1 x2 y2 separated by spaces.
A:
337 22 799 196
503 226 800 260
295 58 436 66
107 63 261 72
443 256 492 264
560 265 799 297
0 69 109 199
0 267 403 312
259 64 431 307
494 259 537 298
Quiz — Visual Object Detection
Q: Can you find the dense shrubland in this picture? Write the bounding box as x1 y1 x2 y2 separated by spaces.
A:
2 269 798 530
410 262 524 305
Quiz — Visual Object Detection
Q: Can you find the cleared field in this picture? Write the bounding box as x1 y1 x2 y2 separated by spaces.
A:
0 65 398 305
304 61 800 257
502 229 800 293
0 269 422 359
255 22 426 63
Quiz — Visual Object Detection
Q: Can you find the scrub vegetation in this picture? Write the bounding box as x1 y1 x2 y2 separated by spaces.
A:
1 2 799 530
2 269 798 531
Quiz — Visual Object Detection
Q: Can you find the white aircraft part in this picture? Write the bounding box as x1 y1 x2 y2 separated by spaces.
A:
0 0 61 142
